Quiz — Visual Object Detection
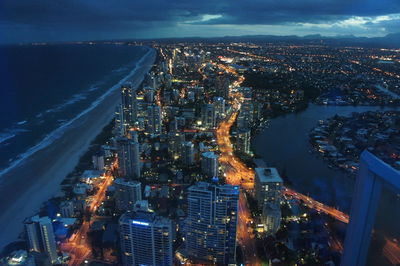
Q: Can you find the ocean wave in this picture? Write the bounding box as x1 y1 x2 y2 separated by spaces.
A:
0 133 16 144
45 93 87 114
0 128 30 145
0 47 153 178
112 66 128 73
33 63 130 118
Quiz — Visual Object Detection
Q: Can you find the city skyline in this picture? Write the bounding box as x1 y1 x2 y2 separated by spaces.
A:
0 1 400 265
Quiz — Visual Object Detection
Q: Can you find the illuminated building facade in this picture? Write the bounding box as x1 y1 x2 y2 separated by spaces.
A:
255 167 283 235
236 128 251 155
121 83 138 128
114 178 142 212
182 141 195 166
254 167 283 204
24 216 58 264
201 103 216 129
146 104 162 135
119 204 173 266
185 182 239 265
116 137 141 179
201 151 219 178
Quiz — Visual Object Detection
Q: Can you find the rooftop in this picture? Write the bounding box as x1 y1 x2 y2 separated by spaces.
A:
255 167 283 183
202 151 218 159
114 178 141 187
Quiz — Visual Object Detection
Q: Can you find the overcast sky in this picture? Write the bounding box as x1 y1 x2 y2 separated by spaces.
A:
1 0 400 43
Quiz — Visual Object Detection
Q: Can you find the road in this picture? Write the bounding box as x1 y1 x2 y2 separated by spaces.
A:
283 188 349 224
61 166 115 266
216 110 260 266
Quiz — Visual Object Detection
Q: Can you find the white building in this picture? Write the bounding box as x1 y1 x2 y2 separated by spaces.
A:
114 178 142 212
254 167 283 204
25 216 58 263
254 167 283 236
119 202 173 266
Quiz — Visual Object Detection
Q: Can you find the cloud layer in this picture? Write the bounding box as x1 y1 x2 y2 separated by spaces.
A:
1 0 400 43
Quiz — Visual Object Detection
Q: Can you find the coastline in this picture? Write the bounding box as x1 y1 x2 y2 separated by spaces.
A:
0 47 156 250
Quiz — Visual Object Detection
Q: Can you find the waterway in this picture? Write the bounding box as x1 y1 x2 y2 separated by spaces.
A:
253 104 398 213
253 103 400 264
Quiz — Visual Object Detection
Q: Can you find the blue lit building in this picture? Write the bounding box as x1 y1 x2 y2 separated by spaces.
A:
119 203 173 266
185 182 239 265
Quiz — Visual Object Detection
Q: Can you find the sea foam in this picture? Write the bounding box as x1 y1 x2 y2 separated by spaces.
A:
0 47 153 179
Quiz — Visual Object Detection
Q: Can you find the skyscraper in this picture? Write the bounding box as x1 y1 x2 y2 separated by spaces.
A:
167 132 184 159
254 167 283 235
182 141 195 166
119 202 173 266
146 104 162 135
215 75 230 99
237 101 254 129
116 137 141 179
201 151 219 178
185 182 239 265
236 128 251 155
201 103 216 129
24 216 58 264
254 167 283 204
114 178 142 212
121 83 138 128
115 104 126 136
213 96 226 120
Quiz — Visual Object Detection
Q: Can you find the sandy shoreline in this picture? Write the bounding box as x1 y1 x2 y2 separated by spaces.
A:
0 47 156 250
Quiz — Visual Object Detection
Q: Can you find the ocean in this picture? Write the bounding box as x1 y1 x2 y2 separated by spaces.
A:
0 43 149 176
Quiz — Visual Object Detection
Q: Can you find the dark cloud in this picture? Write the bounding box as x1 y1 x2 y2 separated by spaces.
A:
0 0 399 43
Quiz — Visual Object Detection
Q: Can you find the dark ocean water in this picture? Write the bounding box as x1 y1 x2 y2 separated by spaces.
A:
0 43 148 174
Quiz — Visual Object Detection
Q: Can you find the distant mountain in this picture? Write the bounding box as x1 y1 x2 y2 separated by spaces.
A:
140 32 400 48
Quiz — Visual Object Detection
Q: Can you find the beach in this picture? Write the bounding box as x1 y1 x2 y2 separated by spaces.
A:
0 47 156 250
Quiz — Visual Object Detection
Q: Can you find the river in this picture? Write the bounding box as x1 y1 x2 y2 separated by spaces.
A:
253 104 398 213
253 103 400 264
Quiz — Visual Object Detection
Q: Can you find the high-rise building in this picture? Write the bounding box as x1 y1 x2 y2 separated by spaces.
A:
143 87 155 103
237 101 254 129
254 167 283 204
146 104 162 135
117 137 141 179
121 84 138 128
261 202 281 234
24 216 58 263
254 168 283 235
215 75 230 99
92 151 105 171
119 202 173 266
236 128 251 155
201 151 219 178
115 105 126 136
167 132 184 159
201 103 216 129
213 96 226 120
185 182 239 265
59 200 75 218
182 141 195 166
114 178 142 212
